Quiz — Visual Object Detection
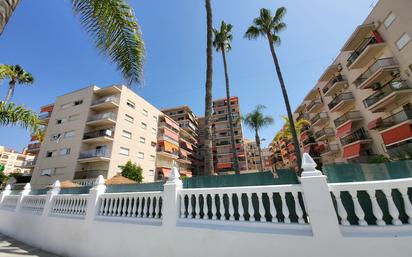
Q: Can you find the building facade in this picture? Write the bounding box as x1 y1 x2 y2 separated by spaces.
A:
0 146 35 175
289 0 412 165
30 85 161 188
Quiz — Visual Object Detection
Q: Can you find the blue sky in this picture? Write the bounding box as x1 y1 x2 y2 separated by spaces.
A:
0 0 375 151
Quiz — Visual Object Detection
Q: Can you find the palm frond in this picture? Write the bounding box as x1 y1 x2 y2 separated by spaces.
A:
0 101 39 133
273 7 287 23
71 0 145 86
213 21 233 52
244 25 261 39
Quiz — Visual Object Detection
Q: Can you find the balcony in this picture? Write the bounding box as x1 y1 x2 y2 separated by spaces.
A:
328 92 355 112
320 144 340 156
86 112 117 127
322 75 347 97
296 113 310 122
346 36 386 69
21 159 36 167
363 81 412 113
378 109 412 146
78 149 110 163
314 127 335 140
90 96 120 111
38 112 51 124
354 58 399 89
340 128 371 146
302 137 316 147
27 143 41 153
74 170 108 180
83 128 114 143
307 98 323 113
378 109 412 131
334 111 363 129
319 64 341 82
310 112 329 127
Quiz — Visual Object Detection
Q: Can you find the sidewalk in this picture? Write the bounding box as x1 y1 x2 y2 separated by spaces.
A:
0 233 60 257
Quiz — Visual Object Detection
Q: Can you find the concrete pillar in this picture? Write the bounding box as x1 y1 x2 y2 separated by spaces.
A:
16 183 31 212
0 184 12 205
85 175 106 221
42 180 61 217
162 161 183 228
300 153 341 238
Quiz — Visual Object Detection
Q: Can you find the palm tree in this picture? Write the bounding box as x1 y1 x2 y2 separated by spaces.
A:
0 0 144 85
0 64 34 102
244 7 302 170
276 115 310 139
0 101 39 133
242 105 274 171
213 21 240 174
203 0 214 175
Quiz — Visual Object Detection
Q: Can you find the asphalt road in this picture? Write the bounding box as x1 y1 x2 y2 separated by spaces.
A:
0 233 60 257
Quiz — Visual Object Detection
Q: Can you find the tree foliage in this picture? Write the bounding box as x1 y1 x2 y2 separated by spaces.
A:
242 105 274 132
119 160 143 182
0 64 34 102
0 101 40 133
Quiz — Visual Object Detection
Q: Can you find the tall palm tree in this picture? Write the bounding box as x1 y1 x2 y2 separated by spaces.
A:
244 7 302 170
0 0 144 85
203 0 214 175
0 101 39 133
276 115 310 139
213 21 240 174
242 105 274 171
0 64 34 102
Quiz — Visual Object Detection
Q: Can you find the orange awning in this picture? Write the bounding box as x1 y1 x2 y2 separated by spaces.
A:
164 127 179 141
161 168 171 177
316 144 326 152
381 123 412 146
180 149 188 157
217 163 232 169
300 131 309 142
165 116 180 131
303 146 311 153
342 143 361 159
336 121 352 138
368 118 382 130
163 141 179 153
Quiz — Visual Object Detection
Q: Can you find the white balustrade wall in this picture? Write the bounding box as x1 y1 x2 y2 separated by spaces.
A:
0 154 411 257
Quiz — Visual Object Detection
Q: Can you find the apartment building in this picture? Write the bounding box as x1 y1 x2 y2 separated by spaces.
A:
30 85 161 188
292 0 412 165
161 106 199 175
0 146 35 175
245 140 261 171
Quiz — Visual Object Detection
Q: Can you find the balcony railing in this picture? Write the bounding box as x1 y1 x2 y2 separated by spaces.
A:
88 112 116 122
334 111 362 128
380 109 412 130
300 125 311 133
78 149 109 159
296 113 310 121
302 137 316 146
340 128 370 146
363 80 412 108
27 143 41 150
92 96 120 105
321 144 340 154
83 129 114 140
328 92 354 110
347 37 378 67
74 170 108 180
38 112 51 120
22 159 37 167
354 58 398 87
314 127 334 139
307 98 322 112
322 75 345 95
310 112 329 125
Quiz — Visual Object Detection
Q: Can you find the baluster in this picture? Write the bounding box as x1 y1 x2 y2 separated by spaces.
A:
398 187 412 224
74 199 80 215
122 197 128 217
211 194 217 220
139 197 145 217
188 194 195 219
217 193 224 220
383 188 402 225
228 193 234 221
132 197 138 217
145 197 151 218
117 197 124 216
246 193 254 222
195 194 201 219
366 189 385 226
155 196 161 218
180 195 186 218
200 194 206 219
348 190 367 226
99 198 105 216
291 191 304 224
237 193 245 221
269 192 278 223
257 193 266 222
104 198 110 216
333 191 349 226
126 197 133 217
279 192 290 223
108 197 114 216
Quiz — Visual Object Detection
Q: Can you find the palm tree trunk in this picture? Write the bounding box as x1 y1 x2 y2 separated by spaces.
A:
221 47 240 174
267 34 302 171
203 0 214 175
0 0 20 35
255 129 264 172
5 80 15 102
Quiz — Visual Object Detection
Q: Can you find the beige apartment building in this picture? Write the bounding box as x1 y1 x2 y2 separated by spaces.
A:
30 85 161 188
245 140 261 171
292 0 412 165
0 146 35 175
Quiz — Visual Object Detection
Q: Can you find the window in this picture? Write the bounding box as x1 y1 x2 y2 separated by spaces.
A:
152 128 157 135
56 118 67 124
74 100 83 106
59 148 71 156
40 169 53 176
142 109 148 116
120 147 130 156
150 155 155 161
396 33 411 50
153 115 157 121
60 102 71 109
384 12 396 28
122 130 132 139
138 152 144 159
140 137 146 144
50 133 62 142
141 122 147 129
126 100 135 109
125 114 134 123
148 170 154 176
45 151 56 158
68 114 80 121
64 130 75 138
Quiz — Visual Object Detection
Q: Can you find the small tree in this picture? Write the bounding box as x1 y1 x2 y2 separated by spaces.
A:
0 166 8 185
119 160 143 183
